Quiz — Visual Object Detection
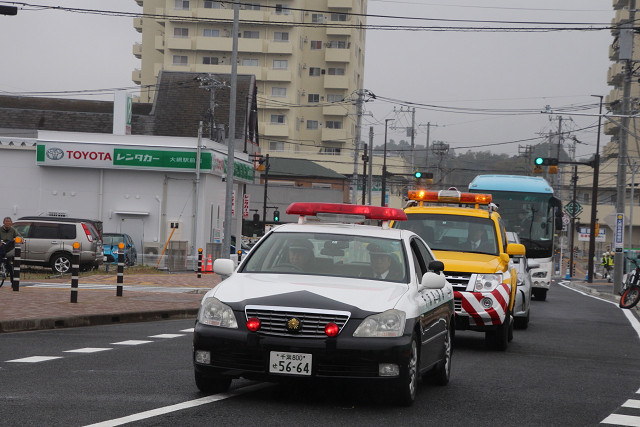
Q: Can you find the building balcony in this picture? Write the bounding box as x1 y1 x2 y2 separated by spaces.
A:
237 66 263 79
132 42 142 59
132 69 142 84
238 38 265 53
326 24 353 37
258 95 292 109
609 44 619 61
263 123 290 137
267 40 293 54
133 17 143 33
613 8 630 25
265 69 292 81
607 62 624 86
325 48 351 63
194 36 233 51
155 35 165 51
323 104 349 116
328 0 355 8
321 127 348 142
198 64 233 74
167 37 193 50
324 75 349 89
268 12 294 25
135 0 143 5
604 119 619 136
167 8 194 21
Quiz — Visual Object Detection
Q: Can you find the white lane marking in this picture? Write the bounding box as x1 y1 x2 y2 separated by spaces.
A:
110 340 153 346
6 356 63 363
601 414 640 426
149 334 184 339
623 399 640 409
180 328 194 333
64 348 112 354
83 383 271 427
558 281 640 341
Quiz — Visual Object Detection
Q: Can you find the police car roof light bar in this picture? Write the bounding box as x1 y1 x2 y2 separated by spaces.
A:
286 202 408 222
407 190 492 205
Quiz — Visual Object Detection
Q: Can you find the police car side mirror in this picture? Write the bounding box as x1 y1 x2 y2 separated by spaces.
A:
420 272 446 290
213 258 235 276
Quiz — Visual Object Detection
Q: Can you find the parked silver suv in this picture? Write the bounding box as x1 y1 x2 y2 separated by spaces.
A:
12 217 103 273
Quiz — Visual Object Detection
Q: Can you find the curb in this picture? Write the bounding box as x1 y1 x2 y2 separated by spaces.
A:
0 308 199 333
562 279 640 312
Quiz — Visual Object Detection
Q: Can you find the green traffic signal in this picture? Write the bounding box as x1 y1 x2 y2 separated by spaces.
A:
414 171 422 178
273 210 280 222
535 157 544 165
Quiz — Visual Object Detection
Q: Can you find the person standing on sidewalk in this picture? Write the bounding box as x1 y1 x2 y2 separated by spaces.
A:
601 252 610 280
606 252 614 283
0 217 19 286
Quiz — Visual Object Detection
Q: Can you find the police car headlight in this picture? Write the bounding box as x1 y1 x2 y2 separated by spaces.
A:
531 271 547 278
198 297 238 328
353 309 406 338
474 274 503 292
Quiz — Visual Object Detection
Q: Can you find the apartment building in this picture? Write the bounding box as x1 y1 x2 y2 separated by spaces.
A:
132 0 367 176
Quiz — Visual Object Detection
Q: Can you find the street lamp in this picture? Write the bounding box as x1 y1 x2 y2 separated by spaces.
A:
381 119 394 207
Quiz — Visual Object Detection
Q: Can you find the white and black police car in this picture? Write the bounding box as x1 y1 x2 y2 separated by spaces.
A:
193 202 454 405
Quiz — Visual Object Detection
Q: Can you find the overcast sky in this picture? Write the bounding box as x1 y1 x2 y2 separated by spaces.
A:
0 0 614 159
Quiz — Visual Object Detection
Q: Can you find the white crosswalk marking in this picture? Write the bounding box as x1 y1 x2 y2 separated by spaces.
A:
64 348 112 353
7 356 63 363
624 400 640 409
111 340 153 346
148 334 184 339
601 414 640 426
180 328 194 333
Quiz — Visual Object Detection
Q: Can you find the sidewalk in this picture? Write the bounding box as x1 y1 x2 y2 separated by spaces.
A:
0 272 221 333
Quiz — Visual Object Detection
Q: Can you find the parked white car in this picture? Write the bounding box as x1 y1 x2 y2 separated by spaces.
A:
506 231 538 329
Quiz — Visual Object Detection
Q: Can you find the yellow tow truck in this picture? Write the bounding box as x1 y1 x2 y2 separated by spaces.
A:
393 188 525 350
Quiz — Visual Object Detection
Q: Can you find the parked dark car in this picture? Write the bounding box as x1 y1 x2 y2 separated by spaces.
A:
102 233 137 266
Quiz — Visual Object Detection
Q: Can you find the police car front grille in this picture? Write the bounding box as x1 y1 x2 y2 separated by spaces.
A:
445 271 472 292
245 306 350 338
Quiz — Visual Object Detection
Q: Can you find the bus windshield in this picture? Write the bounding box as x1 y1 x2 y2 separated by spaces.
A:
482 190 555 258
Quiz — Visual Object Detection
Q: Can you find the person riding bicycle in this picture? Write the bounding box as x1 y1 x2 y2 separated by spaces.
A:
0 216 19 286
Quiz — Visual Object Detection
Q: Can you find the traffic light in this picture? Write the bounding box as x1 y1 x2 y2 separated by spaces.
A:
413 171 422 179
548 165 558 174
413 171 434 186
594 222 600 236
252 213 260 227
273 210 280 222
534 157 559 166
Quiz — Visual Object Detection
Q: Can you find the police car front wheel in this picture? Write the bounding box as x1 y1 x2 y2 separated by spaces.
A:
394 334 419 406
194 371 232 394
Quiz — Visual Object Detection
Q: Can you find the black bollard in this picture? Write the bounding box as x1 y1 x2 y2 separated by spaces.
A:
12 237 21 292
197 248 203 279
70 242 79 303
116 242 124 297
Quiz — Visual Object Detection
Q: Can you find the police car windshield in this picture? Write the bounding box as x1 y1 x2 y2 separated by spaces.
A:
395 214 499 255
241 232 408 282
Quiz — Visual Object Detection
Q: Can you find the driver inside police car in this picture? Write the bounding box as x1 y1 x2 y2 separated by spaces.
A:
287 239 315 270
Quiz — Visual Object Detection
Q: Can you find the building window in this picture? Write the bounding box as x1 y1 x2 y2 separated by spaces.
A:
307 120 319 129
174 0 190 10
173 55 188 65
269 141 285 151
327 40 348 49
243 30 259 39
327 94 344 103
203 28 220 37
582 193 590 203
270 114 286 124
174 27 189 38
308 94 320 103
274 32 289 42
311 13 323 23
244 3 260 10
310 40 322 50
326 120 343 129
241 58 259 66
204 1 222 8
331 13 348 21
320 147 341 155
328 68 345 76
202 56 219 65
309 67 321 76
275 4 290 15
271 87 287 97
273 59 288 69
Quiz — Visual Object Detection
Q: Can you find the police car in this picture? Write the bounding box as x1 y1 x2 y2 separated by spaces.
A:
193 202 454 406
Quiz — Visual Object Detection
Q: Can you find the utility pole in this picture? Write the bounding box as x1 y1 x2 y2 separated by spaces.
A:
361 143 368 204
614 0 635 294
368 126 373 205
351 90 364 204
381 119 394 207
262 154 270 233
410 107 415 172
222 0 239 260
568 165 578 277
587 95 603 283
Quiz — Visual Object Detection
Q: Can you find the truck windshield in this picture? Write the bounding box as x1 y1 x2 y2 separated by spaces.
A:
395 214 498 256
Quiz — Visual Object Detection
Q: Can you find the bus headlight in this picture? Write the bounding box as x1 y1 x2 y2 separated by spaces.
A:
532 271 547 278
474 274 503 292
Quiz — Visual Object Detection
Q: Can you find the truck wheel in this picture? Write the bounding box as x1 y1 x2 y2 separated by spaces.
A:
533 288 547 301
514 311 530 329
195 371 232 394
486 321 509 351
51 253 72 274
395 334 419 406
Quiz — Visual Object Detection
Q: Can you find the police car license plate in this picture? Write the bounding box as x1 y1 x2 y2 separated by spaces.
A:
269 351 311 376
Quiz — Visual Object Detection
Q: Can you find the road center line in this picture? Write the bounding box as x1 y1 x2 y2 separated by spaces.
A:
83 383 271 427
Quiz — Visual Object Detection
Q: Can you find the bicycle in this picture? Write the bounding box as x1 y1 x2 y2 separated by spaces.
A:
620 257 640 309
